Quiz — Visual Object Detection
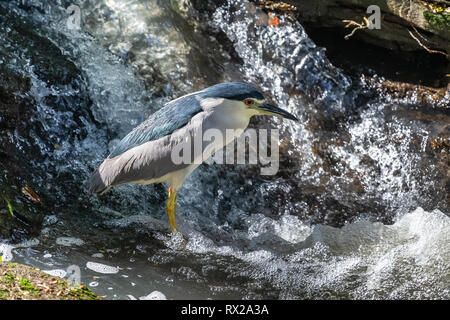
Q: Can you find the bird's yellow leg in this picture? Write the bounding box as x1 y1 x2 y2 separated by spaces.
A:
166 185 178 233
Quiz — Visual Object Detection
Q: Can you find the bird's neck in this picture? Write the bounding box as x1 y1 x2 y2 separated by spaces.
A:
211 105 250 134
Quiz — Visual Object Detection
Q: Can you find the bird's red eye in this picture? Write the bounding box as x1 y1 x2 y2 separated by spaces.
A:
244 99 254 106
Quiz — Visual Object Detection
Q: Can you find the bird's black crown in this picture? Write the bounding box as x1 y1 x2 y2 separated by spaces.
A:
199 82 264 101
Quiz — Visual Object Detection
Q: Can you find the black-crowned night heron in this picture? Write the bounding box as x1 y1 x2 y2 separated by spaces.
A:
88 82 297 233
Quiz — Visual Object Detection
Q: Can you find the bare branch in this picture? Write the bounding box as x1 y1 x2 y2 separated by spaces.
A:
407 29 448 58
342 18 370 40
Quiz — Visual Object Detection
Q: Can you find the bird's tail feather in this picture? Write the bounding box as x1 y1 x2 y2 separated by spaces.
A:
87 168 109 195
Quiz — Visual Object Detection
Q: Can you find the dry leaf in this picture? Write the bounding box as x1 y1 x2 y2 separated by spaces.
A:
268 13 279 27
22 184 41 203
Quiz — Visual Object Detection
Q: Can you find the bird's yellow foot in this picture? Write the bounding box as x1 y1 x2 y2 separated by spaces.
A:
166 185 178 234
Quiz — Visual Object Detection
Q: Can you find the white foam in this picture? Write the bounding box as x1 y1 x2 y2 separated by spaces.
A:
42 269 67 278
0 239 40 261
247 213 312 243
0 244 15 262
183 207 449 299
56 237 84 247
139 291 167 300
86 261 119 274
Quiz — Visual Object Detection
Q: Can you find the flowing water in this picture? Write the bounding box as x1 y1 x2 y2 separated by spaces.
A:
0 0 449 299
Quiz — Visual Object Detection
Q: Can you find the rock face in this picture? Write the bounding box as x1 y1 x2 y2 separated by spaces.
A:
0 5 103 240
280 0 449 58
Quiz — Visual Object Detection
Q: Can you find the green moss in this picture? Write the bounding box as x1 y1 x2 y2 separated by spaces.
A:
1 263 102 300
69 285 99 300
19 278 38 291
423 10 450 32
0 288 9 299
18 277 40 297
3 272 15 283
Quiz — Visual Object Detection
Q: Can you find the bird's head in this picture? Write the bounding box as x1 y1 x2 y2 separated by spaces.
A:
198 82 298 122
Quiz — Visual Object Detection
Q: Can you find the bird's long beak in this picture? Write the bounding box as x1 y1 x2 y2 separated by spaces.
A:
255 103 298 121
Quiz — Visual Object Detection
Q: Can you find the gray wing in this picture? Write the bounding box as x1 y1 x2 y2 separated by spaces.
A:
88 135 188 194
88 94 203 194
108 93 202 158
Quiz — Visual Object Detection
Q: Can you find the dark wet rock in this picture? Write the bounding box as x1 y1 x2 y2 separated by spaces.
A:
364 76 450 108
254 0 449 88
270 0 450 58
0 5 95 239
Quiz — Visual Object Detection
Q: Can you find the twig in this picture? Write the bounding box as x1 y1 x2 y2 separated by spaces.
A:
342 17 370 40
407 28 448 57
411 26 431 43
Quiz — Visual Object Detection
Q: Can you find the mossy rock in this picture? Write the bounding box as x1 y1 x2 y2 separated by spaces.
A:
0 262 102 300
424 10 450 33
